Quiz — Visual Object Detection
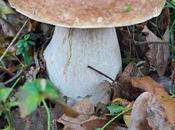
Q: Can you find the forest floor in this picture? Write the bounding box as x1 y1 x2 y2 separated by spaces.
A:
0 0 175 130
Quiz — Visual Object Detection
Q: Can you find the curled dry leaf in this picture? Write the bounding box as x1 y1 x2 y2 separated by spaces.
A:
131 76 175 125
143 26 170 76
57 98 95 130
58 97 127 130
112 62 143 101
129 92 175 130
129 92 154 130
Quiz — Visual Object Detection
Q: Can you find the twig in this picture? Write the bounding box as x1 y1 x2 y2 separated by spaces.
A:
87 65 114 82
33 49 40 78
4 69 23 85
0 66 14 77
0 19 29 62
60 118 81 125
100 108 132 130
134 40 169 45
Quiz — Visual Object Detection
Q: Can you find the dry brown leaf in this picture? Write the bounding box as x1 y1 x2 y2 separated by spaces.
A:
143 26 170 76
129 92 175 130
112 62 142 101
60 116 127 130
58 97 127 130
131 76 175 125
129 92 152 130
81 116 121 130
57 98 95 130
159 8 170 32
58 102 79 118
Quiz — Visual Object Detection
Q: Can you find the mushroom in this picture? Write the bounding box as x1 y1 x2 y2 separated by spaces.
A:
9 0 165 104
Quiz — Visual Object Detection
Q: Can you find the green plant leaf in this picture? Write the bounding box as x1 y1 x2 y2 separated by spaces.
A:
23 41 29 49
1 126 10 130
24 34 30 41
0 87 12 103
16 47 23 55
17 79 59 117
16 40 25 48
17 85 42 117
167 0 175 9
22 51 32 65
107 104 124 115
16 34 36 65
0 103 3 116
28 41 36 46
38 79 59 99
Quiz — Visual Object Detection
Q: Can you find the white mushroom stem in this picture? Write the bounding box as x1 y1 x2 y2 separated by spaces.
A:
44 26 121 104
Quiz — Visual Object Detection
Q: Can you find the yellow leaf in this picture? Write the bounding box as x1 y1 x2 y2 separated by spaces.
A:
123 102 133 127
112 98 130 106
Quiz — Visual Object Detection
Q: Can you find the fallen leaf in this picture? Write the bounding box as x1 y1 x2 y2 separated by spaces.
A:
112 62 143 101
123 103 133 127
112 98 130 106
129 92 175 130
107 104 124 115
59 102 79 118
129 92 157 130
57 98 95 130
131 76 175 125
12 106 62 130
159 8 170 32
150 72 173 93
81 116 127 130
143 26 170 76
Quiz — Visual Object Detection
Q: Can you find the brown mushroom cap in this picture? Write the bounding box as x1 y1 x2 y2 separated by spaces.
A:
9 0 165 28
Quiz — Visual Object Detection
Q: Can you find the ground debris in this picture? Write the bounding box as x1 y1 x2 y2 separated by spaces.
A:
112 62 143 101
129 92 175 130
144 26 170 76
130 76 175 127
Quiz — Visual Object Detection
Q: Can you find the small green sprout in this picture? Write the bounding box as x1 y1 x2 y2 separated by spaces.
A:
16 34 35 65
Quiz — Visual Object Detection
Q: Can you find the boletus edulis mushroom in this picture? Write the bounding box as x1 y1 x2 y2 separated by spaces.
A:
9 0 165 104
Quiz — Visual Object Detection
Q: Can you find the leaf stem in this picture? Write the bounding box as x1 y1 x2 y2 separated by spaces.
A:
5 109 14 130
11 77 21 90
42 99 51 130
100 108 132 130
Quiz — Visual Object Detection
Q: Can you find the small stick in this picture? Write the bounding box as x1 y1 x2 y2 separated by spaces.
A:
134 40 169 45
0 66 14 77
4 69 23 85
0 19 29 62
87 65 114 82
